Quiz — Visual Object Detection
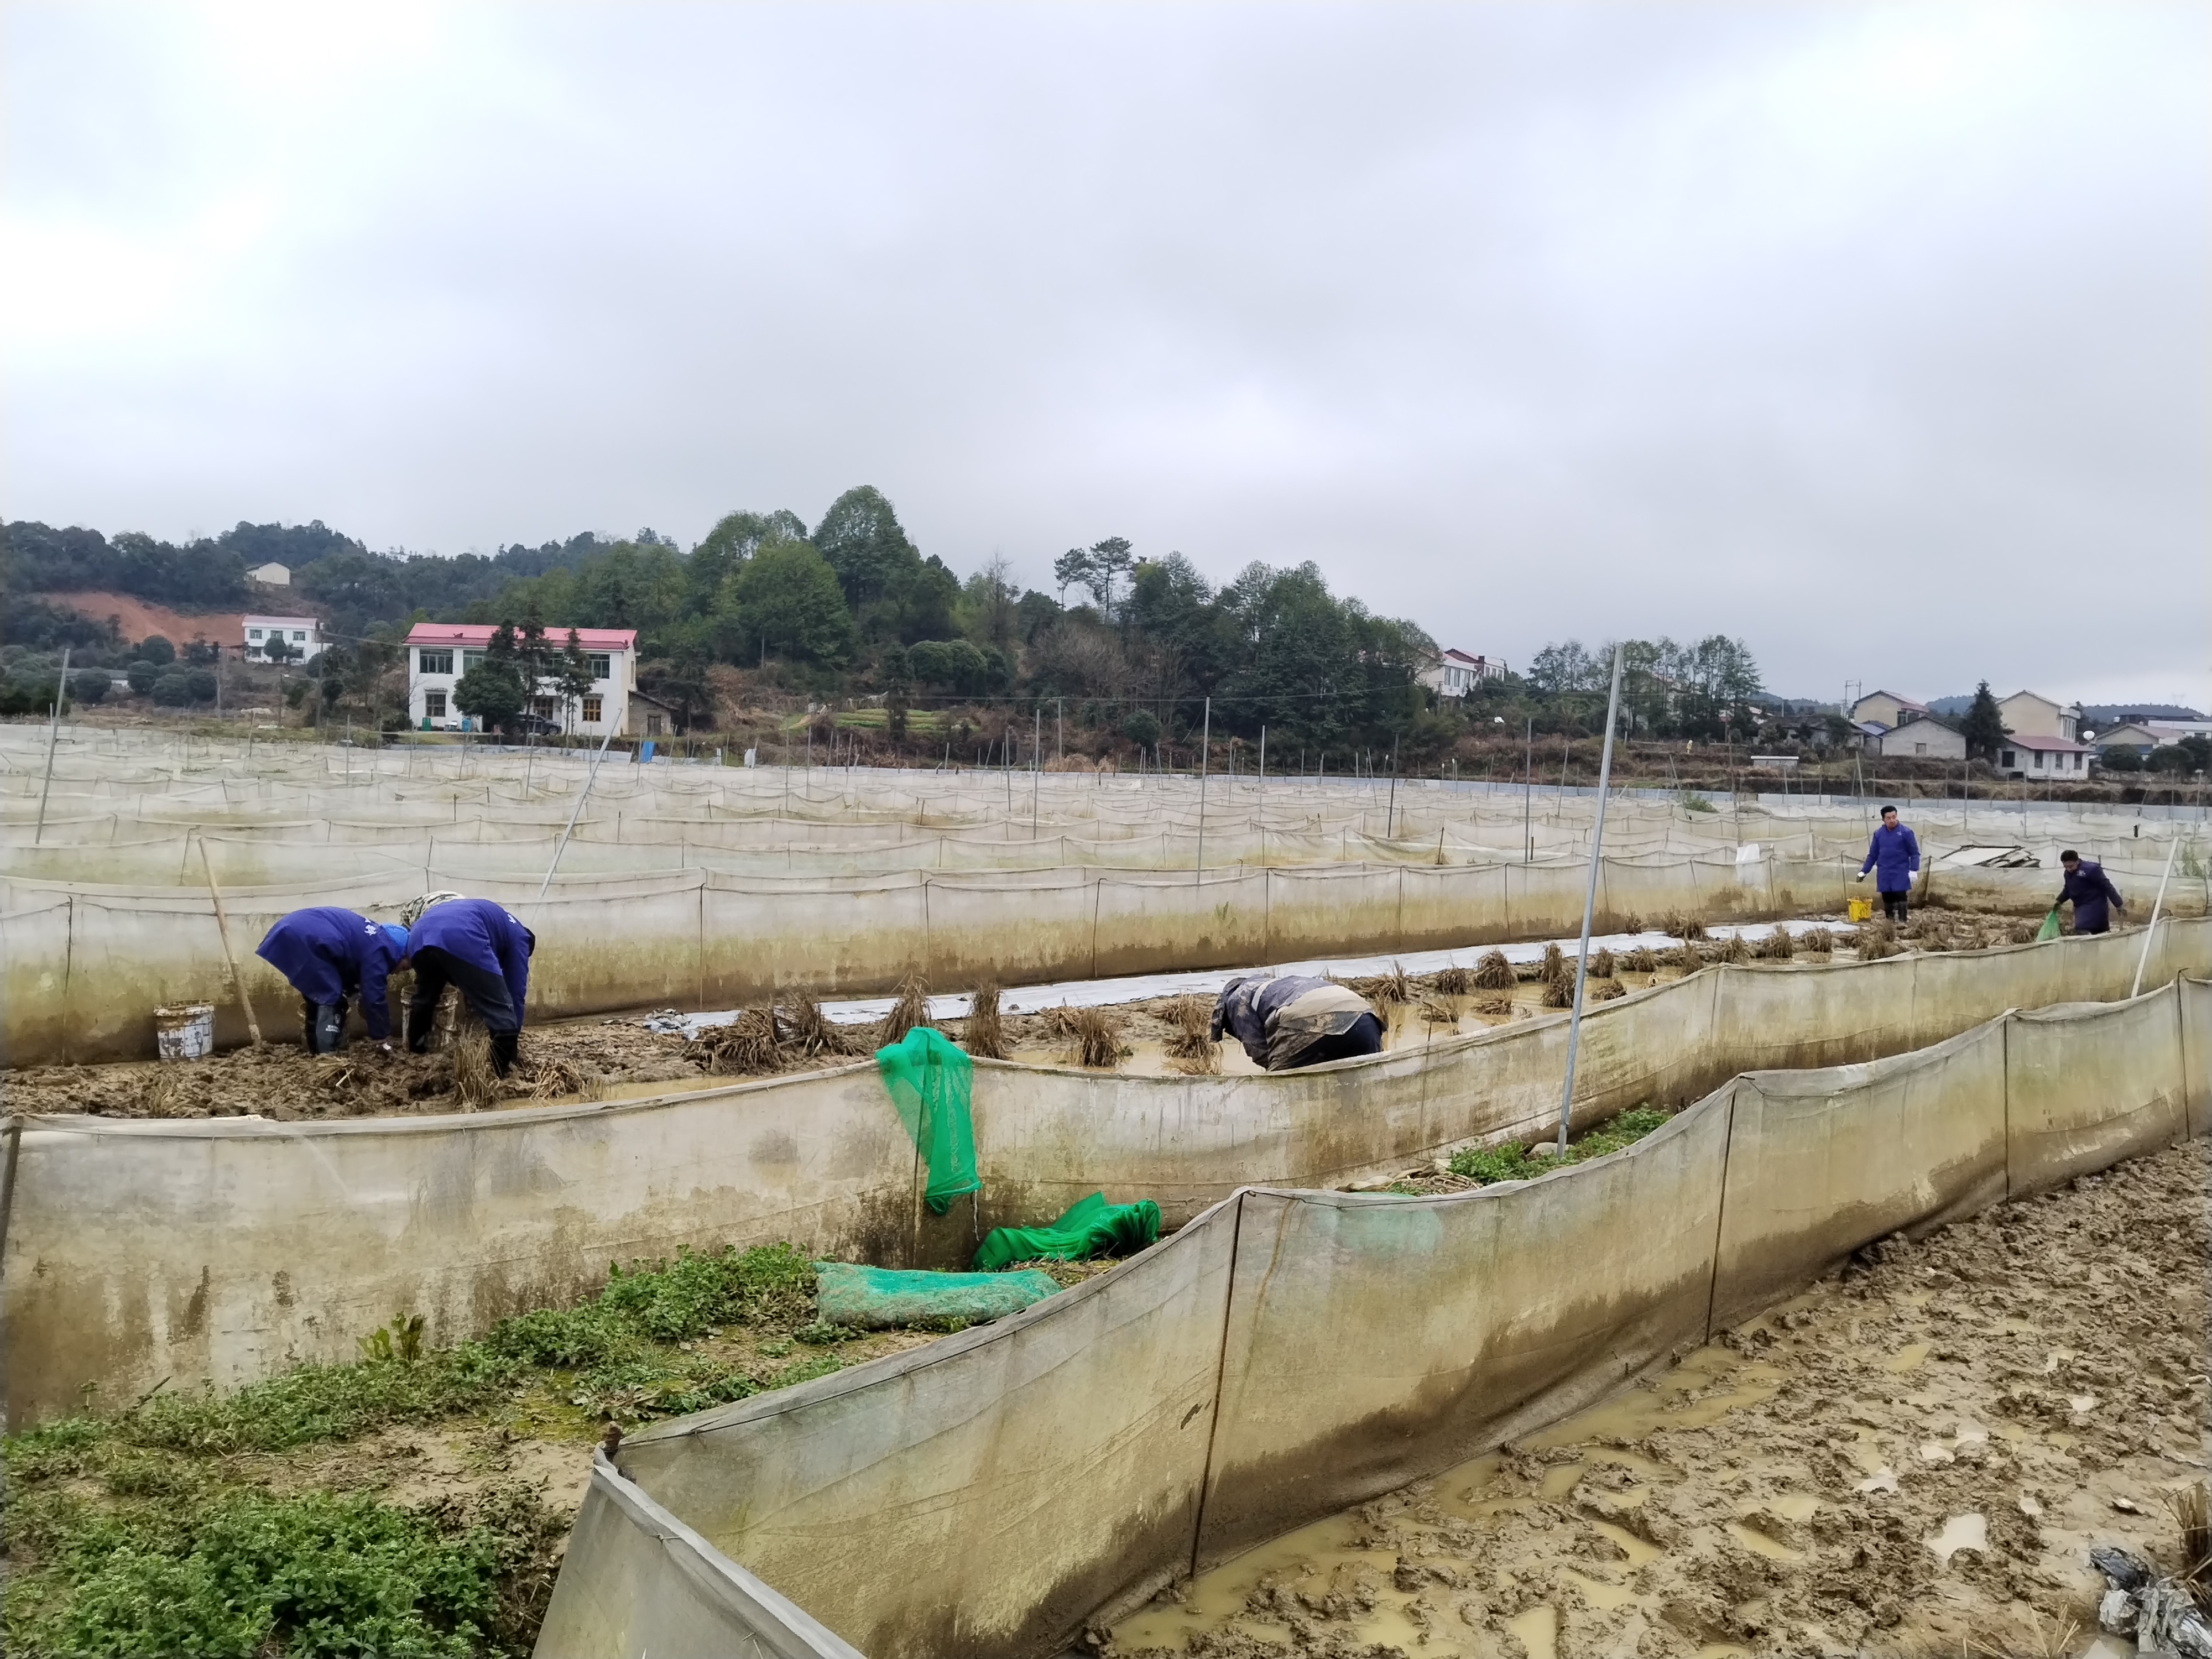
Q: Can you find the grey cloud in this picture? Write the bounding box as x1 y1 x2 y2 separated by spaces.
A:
6 2 2205 703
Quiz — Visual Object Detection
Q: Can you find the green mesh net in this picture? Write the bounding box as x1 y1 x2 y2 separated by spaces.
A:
874 1026 980 1215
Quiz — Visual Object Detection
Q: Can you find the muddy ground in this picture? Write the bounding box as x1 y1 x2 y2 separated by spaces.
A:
1110 1140 2211 1659
0 902 2063 1120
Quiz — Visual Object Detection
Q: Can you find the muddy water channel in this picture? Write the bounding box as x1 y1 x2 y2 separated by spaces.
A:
1111 1142 2211 1659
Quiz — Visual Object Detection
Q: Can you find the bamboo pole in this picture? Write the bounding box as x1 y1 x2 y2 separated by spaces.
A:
196 832 263 1046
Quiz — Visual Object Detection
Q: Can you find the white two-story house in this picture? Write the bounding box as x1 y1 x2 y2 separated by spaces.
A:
242 615 326 663
405 623 643 737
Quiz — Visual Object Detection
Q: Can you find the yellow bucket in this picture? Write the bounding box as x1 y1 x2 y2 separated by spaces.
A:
1846 898 1872 924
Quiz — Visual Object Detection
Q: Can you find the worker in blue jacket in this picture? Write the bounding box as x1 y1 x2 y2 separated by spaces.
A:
1855 805 1921 923
402 895 536 1077
2054 851 2126 935
254 907 410 1055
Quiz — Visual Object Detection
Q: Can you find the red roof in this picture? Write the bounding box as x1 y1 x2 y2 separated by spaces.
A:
2004 733 2088 753
404 623 637 651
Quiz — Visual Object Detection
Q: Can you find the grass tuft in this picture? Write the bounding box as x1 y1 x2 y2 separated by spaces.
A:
961 984 1010 1061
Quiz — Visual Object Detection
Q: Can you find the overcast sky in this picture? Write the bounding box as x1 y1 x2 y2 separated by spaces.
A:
7 3 2207 706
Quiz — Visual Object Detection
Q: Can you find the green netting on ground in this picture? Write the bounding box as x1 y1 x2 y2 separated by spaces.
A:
973 1191 1162 1272
874 1027 980 1215
813 1262 1062 1329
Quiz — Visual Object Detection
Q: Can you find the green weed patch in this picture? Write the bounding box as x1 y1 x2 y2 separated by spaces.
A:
3 1243 849 1656
1444 1106 1674 1185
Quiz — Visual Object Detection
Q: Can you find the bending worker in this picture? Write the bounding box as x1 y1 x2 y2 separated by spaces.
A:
1855 804 1921 923
2053 850 2126 936
1212 974 1383 1071
402 893 536 1078
254 907 410 1055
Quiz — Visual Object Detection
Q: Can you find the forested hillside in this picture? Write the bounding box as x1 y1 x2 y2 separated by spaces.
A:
2 490 1767 759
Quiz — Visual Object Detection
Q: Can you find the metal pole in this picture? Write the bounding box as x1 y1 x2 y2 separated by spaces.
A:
2129 832 2183 999
539 720 620 898
1031 705 1041 839
32 645 71 846
1386 734 1399 838
1194 696 1211 885
1257 725 1266 857
1556 644 1625 1156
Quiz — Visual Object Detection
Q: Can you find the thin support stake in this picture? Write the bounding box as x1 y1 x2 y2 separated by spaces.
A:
32 645 70 846
1556 643 1625 1156
539 721 620 898
2130 832 2183 999
1194 696 1211 885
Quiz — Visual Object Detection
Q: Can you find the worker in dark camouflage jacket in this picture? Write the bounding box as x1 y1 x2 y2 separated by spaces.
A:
1212 975 1383 1070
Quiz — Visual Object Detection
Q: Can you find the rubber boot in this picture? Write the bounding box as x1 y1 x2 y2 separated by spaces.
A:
488 1030 519 1080
309 1002 346 1055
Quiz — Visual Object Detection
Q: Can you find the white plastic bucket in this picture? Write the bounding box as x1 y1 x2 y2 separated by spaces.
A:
154 1004 215 1061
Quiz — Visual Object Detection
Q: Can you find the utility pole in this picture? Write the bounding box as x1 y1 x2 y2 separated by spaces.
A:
1056 697 1063 763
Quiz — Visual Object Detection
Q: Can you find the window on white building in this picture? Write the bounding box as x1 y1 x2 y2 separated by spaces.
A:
462 650 485 671
291 631 306 642
582 695 602 724
249 628 264 641
418 649 453 675
424 691 447 718
586 653 611 680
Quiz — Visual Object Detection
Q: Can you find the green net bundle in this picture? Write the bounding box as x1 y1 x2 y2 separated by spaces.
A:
874 1026 980 1215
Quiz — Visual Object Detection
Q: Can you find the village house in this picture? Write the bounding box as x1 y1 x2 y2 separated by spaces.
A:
241 615 325 662
1995 690 2081 742
1418 648 1509 699
404 623 671 737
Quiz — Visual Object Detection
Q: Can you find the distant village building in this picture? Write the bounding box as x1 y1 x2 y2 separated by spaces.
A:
2089 721 2185 759
242 615 325 663
1995 691 2080 742
1873 717 1966 761
405 623 660 736
1996 733 2091 780
1420 648 1508 699
247 562 292 586
1848 690 1927 729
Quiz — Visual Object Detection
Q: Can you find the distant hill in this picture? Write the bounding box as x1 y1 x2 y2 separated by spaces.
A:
2081 702 2203 723
1926 695 2203 722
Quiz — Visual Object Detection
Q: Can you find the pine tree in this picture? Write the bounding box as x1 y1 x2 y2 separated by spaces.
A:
1960 681 2008 759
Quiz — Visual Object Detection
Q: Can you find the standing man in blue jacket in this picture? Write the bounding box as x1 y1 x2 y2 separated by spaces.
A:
1855 805 1922 923
402 895 537 1078
255 908 410 1055
2053 851 2126 935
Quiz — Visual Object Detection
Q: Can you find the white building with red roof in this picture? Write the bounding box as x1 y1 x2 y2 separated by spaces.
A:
404 623 649 737
1418 647 1508 698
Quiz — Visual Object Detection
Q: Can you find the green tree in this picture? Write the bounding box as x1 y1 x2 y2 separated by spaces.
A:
151 672 192 706
557 629 594 729
184 667 218 703
70 669 109 705
139 635 175 666
126 659 158 695
1959 682 2008 760
812 486 919 615
727 538 857 666
453 662 524 732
